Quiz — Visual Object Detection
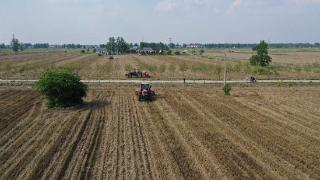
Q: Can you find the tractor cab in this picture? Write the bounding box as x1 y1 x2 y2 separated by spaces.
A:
140 83 151 90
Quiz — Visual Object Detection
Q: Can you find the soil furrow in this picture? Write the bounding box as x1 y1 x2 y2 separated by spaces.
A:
148 99 209 179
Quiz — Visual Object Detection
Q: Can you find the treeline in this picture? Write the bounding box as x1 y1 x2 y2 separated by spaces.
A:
23 43 49 48
180 43 320 49
61 44 83 48
99 37 130 54
140 42 169 52
0 43 50 49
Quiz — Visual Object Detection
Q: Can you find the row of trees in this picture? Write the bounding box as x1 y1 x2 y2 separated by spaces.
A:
140 42 170 52
11 37 21 53
169 43 320 49
10 37 52 53
104 37 129 55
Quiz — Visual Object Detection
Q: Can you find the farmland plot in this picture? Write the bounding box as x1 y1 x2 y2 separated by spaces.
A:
1 85 320 179
1 50 320 80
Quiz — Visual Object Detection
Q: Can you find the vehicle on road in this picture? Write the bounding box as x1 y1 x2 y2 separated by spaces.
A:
250 76 257 83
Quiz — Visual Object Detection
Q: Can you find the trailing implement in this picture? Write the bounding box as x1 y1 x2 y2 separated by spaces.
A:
126 69 151 78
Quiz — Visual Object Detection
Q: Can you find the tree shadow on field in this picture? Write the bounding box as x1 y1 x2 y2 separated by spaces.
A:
80 100 110 110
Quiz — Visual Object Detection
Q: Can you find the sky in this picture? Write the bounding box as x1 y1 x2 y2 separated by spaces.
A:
0 0 320 44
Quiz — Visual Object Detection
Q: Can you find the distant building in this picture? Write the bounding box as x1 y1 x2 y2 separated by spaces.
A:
141 47 154 54
186 44 202 48
129 46 139 53
95 47 106 54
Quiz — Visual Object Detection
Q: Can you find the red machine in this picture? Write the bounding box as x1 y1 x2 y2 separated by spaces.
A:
126 69 151 78
135 82 156 101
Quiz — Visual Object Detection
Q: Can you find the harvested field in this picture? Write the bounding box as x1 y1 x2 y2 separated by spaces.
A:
1 49 320 80
1 85 320 179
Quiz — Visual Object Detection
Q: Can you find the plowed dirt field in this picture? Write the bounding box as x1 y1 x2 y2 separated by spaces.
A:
1 85 320 179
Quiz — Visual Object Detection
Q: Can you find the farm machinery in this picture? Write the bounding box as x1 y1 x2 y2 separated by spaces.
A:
248 76 257 83
126 69 151 78
135 82 156 101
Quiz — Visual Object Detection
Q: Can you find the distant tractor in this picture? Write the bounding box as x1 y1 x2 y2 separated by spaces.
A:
126 69 151 78
109 56 114 60
135 82 156 101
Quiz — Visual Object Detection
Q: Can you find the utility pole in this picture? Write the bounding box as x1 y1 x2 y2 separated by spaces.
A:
224 65 227 85
223 52 227 85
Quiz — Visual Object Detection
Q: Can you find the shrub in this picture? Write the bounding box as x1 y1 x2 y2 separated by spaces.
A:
35 69 87 108
251 66 277 75
125 64 132 72
223 83 231 96
174 51 181 55
81 49 86 53
199 49 205 55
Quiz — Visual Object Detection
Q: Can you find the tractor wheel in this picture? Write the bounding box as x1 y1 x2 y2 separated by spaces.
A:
138 95 143 101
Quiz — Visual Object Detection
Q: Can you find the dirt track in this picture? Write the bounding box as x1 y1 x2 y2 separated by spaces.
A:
0 85 320 179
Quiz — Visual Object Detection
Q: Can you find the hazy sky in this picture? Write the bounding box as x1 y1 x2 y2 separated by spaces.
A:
0 0 320 44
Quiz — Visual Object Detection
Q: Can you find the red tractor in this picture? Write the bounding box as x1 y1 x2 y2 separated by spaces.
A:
135 82 156 101
126 69 151 78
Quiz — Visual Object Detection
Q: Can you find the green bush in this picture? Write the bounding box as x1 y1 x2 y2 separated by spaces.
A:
125 64 132 72
223 83 232 96
35 69 87 108
251 66 277 75
199 49 205 55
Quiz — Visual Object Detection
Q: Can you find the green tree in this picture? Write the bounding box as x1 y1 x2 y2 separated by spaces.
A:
35 69 87 108
11 37 20 53
223 83 232 96
19 43 24 51
116 37 129 54
199 49 205 55
106 37 129 55
250 40 272 66
106 37 116 55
